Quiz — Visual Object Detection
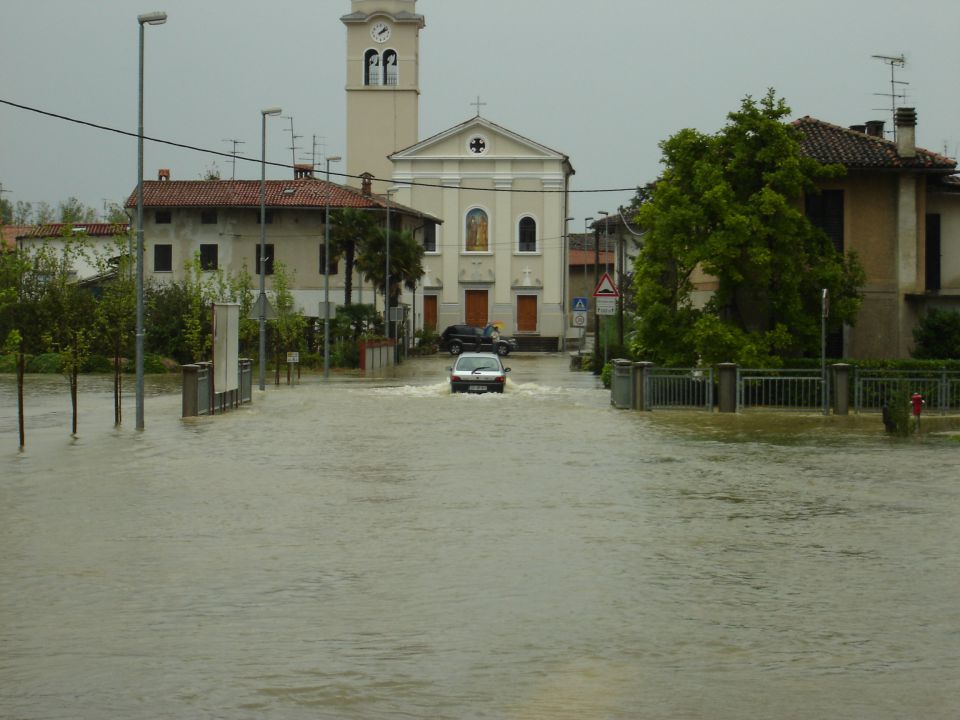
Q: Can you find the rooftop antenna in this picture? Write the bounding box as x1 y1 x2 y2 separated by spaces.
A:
221 138 246 180
871 53 908 139
281 116 302 171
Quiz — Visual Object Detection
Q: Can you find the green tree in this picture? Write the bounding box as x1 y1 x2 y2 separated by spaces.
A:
0 197 11 224
268 262 306 383
912 309 960 359
34 234 97 435
329 208 378 306
91 234 136 425
58 197 98 223
355 225 424 334
632 90 865 366
13 201 33 224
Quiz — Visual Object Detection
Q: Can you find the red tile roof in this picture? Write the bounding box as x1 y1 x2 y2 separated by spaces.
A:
124 179 400 211
569 249 614 266
793 116 957 172
19 223 129 239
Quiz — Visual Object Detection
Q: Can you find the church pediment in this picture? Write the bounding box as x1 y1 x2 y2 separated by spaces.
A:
391 116 569 163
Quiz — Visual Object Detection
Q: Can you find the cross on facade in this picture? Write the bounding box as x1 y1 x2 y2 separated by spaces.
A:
469 137 486 154
470 95 486 116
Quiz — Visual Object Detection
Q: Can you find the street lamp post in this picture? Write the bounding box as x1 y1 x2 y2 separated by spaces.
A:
598 210 610 366
135 10 167 431
385 188 397 343
258 107 281 391
323 155 342 380
562 215 574 350
583 217 593 354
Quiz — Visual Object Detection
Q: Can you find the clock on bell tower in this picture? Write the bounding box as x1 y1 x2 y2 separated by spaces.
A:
341 0 424 192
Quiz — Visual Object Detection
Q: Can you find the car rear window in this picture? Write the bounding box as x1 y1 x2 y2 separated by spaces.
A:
455 358 501 372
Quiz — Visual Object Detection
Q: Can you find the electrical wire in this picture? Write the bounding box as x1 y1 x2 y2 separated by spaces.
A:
0 97 639 196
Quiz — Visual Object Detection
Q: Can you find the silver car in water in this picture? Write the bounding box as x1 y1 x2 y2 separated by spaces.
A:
448 352 511 394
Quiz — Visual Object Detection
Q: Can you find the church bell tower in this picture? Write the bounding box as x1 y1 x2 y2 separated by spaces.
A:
341 0 424 192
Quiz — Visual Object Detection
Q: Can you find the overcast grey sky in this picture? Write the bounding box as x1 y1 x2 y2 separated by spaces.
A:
1 0 958 225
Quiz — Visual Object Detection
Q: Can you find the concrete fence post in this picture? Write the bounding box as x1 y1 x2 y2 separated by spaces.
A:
182 364 199 418
632 362 654 411
717 363 738 413
832 363 851 416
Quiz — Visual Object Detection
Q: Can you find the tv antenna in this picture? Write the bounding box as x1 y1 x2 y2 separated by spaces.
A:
221 138 246 180
872 53 908 138
281 116 302 170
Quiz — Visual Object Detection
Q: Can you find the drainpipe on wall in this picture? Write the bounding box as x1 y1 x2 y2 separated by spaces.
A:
895 107 919 357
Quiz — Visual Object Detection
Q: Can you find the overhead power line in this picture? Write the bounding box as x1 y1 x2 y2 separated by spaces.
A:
0 97 637 196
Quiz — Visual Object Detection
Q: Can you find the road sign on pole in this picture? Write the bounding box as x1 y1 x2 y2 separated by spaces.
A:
592 272 619 298
596 297 616 315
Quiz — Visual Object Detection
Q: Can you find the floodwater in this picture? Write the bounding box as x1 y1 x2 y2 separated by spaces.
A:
1 355 959 719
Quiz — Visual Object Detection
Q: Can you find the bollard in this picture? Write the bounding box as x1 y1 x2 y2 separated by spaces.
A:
717 363 738 413
832 363 851 415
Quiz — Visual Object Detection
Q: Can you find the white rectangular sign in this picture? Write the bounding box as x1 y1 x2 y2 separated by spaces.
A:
596 297 617 315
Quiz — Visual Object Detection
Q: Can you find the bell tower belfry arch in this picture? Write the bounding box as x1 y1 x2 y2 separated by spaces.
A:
341 0 424 193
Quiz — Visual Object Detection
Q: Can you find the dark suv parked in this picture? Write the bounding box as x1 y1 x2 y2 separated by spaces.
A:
439 324 518 356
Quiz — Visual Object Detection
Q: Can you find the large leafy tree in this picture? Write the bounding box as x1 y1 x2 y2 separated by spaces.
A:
632 90 865 366
356 225 424 336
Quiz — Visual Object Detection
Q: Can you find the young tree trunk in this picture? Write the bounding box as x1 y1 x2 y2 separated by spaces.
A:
17 350 25 449
114 345 122 426
70 366 79 436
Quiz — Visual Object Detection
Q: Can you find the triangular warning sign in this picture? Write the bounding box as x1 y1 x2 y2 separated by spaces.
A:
592 272 620 298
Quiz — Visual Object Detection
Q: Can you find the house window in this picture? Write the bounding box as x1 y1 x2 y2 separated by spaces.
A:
201 210 218 225
153 244 172 272
423 223 437 253
199 244 218 271
465 208 490 252
255 243 274 276
319 244 339 275
518 217 537 253
926 213 941 292
805 190 844 253
255 210 274 224
155 210 171 224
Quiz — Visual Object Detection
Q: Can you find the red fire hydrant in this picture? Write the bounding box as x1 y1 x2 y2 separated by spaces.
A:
910 392 924 417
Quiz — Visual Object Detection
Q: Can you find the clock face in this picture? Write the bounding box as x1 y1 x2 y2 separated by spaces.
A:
371 22 391 43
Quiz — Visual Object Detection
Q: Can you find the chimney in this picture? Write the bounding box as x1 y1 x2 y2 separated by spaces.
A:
158 168 170 181
294 163 314 179
849 124 867 134
895 107 917 158
864 120 885 138
360 172 374 197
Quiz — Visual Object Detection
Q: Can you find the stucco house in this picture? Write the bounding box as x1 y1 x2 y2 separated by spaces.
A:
795 108 957 358
123 169 439 321
15 223 130 281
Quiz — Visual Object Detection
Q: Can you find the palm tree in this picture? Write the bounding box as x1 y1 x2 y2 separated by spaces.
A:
329 208 377 306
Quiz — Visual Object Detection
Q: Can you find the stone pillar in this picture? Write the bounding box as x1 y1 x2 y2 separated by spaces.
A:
717 363 738 413
632 361 654 411
832 363 851 416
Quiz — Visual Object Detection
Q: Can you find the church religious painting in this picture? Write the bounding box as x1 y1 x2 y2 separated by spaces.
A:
465 208 489 252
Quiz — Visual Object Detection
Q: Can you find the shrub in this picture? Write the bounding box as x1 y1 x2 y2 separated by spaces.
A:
882 385 913 436
913 309 960 359
27 353 63 373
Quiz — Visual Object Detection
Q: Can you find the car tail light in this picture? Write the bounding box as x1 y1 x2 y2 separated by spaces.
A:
495 375 504 382
451 375 462 382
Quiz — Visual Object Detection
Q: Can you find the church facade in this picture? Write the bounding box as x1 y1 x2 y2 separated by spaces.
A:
341 0 575 347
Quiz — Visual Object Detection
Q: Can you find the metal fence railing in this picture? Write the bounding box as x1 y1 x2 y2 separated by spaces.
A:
737 368 828 413
647 367 714 410
854 369 960 414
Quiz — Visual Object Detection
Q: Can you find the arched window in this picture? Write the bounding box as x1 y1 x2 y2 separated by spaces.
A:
364 49 381 86
465 208 490 252
383 50 398 86
518 216 537 252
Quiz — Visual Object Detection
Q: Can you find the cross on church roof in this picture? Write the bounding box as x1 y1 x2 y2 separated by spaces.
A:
471 95 486 117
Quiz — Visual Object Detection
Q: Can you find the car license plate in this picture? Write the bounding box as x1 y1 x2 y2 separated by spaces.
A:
469 385 488 392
